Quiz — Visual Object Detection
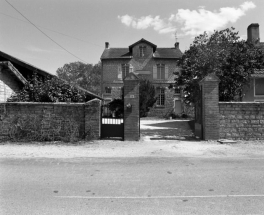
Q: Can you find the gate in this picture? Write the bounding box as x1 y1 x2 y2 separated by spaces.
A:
101 104 124 139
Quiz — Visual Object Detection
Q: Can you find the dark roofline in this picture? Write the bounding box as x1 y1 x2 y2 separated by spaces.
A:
0 61 28 84
129 38 157 52
0 50 54 77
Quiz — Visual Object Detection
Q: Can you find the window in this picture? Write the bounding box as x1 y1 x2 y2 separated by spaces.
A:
122 64 130 77
174 87 181 94
157 88 165 106
105 87 111 94
139 46 146 57
255 78 264 96
157 64 165 79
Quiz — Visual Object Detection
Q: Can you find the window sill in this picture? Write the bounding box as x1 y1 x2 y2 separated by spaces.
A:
155 106 165 109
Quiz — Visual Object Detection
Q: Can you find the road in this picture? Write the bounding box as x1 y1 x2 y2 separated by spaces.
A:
1 154 264 215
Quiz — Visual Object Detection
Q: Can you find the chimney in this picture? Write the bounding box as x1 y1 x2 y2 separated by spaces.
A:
105 42 109 49
174 42 179 49
247 23 260 43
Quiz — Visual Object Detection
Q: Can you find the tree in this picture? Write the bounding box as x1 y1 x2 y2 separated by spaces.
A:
56 61 101 94
8 73 92 102
139 79 156 117
175 27 264 103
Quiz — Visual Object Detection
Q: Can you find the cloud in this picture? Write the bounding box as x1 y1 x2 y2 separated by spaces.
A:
175 1 256 36
118 1 256 37
117 15 176 34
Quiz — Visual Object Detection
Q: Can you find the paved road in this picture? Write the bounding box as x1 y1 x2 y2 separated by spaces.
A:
1 156 264 215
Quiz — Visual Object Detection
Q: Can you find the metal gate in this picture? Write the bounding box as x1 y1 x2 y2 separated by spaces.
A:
101 104 124 139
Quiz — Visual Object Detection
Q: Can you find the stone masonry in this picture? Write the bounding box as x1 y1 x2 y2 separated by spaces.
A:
0 99 101 141
219 102 264 140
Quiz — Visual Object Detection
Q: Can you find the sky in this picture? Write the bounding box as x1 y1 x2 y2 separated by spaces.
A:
0 0 264 75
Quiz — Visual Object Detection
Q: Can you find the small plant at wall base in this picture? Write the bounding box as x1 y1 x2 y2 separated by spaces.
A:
8 72 92 102
175 27 264 104
139 79 156 117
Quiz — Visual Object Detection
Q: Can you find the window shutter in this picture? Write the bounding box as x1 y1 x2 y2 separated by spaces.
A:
129 64 133 73
118 65 122 79
153 65 157 79
165 65 169 79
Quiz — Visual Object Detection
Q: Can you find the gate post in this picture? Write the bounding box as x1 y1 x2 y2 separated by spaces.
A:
123 73 140 141
199 73 220 140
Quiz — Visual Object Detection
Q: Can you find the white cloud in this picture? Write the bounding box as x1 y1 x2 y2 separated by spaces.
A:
118 1 256 37
117 15 176 34
176 1 256 36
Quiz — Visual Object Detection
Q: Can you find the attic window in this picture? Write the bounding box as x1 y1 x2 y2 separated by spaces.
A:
139 46 146 57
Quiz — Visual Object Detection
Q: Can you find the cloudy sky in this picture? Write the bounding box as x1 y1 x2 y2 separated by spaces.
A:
0 0 263 75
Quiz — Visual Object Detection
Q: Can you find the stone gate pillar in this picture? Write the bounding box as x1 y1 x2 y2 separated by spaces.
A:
123 73 140 141
199 73 220 140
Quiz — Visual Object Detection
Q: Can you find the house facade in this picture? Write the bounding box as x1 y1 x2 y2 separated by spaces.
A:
243 23 264 102
100 38 183 117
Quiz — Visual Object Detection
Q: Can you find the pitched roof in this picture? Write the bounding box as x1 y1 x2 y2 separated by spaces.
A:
0 61 27 84
154 48 182 58
101 39 182 60
129 38 157 52
0 50 54 78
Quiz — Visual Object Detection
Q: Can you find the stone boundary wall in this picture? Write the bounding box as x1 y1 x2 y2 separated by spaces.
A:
219 102 264 140
0 99 100 142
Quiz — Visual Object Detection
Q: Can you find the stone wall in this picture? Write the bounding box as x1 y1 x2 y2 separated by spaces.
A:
0 99 100 142
219 102 264 140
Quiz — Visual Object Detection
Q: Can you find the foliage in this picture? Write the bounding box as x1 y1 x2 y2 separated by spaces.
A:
107 99 124 118
56 61 101 95
139 79 156 117
8 73 92 102
175 27 264 103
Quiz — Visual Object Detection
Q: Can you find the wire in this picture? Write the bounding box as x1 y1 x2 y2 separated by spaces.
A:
5 0 89 63
0 12 103 48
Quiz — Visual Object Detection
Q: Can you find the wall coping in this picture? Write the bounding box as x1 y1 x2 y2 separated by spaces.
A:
219 102 264 104
0 102 85 107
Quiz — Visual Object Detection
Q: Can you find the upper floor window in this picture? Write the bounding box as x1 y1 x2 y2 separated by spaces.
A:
122 64 130 77
139 46 146 57
157 64 165 79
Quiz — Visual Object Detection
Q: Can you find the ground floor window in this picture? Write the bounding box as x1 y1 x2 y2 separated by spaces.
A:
157 88 165 106
255 78 264 96
105 87 111 94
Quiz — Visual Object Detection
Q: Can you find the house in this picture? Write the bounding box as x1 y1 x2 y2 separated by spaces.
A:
0 50 102 102
100 38 183 117
243 23 264 102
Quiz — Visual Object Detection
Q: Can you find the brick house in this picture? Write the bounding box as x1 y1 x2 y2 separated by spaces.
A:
100 38 183 117
243 23 264 102
0 50 102 102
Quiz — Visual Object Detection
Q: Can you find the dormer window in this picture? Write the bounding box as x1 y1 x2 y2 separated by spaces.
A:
139 46 146 57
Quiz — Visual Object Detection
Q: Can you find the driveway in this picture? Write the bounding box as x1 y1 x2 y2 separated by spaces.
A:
140 118 195 141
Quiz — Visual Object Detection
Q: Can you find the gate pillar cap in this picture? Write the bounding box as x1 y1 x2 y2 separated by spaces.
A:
199 73 220 85
124 72 139 81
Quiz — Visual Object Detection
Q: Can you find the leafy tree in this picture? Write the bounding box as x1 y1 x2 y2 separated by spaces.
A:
8 73 92 102
56 61 101 94
139 79 156 117
175 27 264 103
